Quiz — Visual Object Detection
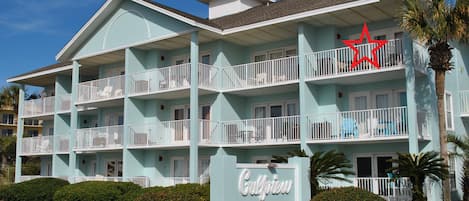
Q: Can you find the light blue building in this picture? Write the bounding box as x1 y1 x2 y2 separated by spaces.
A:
8 0 468 200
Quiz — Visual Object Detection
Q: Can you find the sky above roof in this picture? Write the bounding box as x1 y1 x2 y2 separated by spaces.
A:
0 0 207 90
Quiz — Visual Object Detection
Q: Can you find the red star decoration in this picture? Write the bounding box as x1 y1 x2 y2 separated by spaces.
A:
342 23 388 69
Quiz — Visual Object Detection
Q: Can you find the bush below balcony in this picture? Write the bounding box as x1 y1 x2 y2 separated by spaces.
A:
0 178 69 201
311 187 386 201
53 181 141 201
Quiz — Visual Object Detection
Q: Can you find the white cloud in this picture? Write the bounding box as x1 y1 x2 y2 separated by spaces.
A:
0 0 97 34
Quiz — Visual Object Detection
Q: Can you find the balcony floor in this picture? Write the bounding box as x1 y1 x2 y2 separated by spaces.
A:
76 97 124 108
127 144 190 150
129 88 217 100
222 82 299 96
74 147 123 153
23 113 54 120
306 66 406 85
307 135 430 144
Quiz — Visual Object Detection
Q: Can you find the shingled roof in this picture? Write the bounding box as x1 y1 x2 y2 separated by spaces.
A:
145 0 357 30
209 0 357 30
8 62 72 81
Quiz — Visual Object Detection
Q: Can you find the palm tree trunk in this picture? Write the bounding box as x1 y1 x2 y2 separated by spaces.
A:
436 70 451 201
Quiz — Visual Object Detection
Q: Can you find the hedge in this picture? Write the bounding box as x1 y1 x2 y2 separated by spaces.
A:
134 184 210 201
0 178 69 201
53 181 141 201
311 187 386 201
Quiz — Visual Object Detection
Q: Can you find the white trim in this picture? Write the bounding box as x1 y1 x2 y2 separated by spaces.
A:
236 163 295 169
73 28 197 61
7 65 73 83
444 91 455 131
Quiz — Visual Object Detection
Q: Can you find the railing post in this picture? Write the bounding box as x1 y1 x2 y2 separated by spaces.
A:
334 49 338 75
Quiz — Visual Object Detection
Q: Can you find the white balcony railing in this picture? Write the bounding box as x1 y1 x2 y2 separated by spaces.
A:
460 90 469 116
75 125 124 150
129 64 190 95
355 177 412 200
129 63 219 95
307 107 420 141
23 96 55 117
57 94 71 112
55 135 69 153
222 56 299 90
77 75 125 103
198 63 219 90
220 116 300 145
168 177 190 185
21 135 53 155
128 120 190 147
305 39 403 79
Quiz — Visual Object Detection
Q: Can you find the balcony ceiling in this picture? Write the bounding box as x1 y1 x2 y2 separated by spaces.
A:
135 32 221 51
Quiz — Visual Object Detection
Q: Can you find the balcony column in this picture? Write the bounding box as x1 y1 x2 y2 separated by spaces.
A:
14 84 25 183
189 31 199 183
123 48 132 180
403 34 419 153
69 60 81 181
52 76 60 176
298 23 313 155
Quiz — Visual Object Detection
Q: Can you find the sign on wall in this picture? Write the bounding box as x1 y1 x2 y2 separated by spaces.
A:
210 155 310 201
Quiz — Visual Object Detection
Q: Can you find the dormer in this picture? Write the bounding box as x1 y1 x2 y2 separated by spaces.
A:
200 0 277 19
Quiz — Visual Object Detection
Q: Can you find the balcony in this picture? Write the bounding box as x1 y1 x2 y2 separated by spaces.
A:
219 116 300 146
21 135 53 155
55 135 70 154
72 176 149 187
321 177 412 200
23 96 55 119
460 90 469 117
77 75 125 106
165 176 208 186
307 107 430 143
129 63 218 99
221 56 299 95
57 94 72 113
305 39 405 84
75 125 124 151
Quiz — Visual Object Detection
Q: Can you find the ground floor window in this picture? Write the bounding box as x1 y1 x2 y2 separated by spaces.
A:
106 160 123 177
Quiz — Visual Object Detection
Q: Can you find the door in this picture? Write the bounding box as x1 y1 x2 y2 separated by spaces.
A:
198 158 210 183
349 93 370 137
171 157 189 184
200 106 211 142
269 104 283 140
172 106 190 142
106 160 123 177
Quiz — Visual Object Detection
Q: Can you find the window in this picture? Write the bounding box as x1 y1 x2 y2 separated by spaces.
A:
201 54 210 65
1 129 13 136
444 92 454 130
28 130 39 137
2 114 14 124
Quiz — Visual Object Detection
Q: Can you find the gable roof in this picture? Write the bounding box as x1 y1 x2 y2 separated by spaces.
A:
56 0 374 61
7 62 73 83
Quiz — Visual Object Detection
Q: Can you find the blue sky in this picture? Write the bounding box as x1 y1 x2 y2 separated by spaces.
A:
0 0 207 90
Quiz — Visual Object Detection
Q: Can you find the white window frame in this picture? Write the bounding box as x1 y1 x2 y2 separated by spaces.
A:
444 91 455 131
172 52 212 65
251 46 297 62
251 100 298 118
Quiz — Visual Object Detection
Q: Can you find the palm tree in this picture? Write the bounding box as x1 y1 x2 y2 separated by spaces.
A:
273 150 354 197
399 1 468 199
448 134 469 201
0 85 21 113
389 152 448 201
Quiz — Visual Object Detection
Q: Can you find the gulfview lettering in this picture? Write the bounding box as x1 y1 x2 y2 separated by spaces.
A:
238 169 293 201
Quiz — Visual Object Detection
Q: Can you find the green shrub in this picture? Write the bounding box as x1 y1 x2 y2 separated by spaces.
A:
311 187 386 201
0 178 69 201
135 184 210 201
118 186 165 201
53 181 141 201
